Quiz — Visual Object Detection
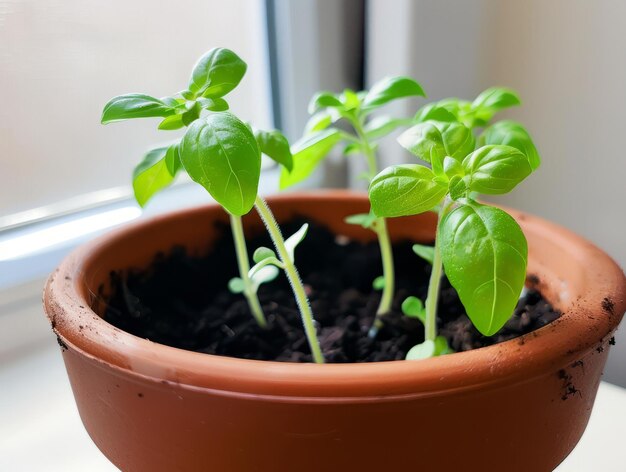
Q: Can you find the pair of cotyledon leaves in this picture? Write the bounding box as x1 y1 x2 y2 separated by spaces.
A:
102 48 292 215
369 93 540 336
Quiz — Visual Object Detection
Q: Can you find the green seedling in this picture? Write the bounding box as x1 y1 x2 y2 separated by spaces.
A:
102 48 324 363
369 86 540 360
283 76 426 334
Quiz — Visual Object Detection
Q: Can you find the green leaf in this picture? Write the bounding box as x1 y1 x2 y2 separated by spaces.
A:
448 175 468 200
345 212 377 229
188 48 247 98
406 340 436 360
250 265 280 291
254 129 293 172
372 276 385 290
132 142 181 207
285 223 308 263
439 201 528 336
369 165 448 217
179 112 261 216
340 88 360 110
308 92 343 114
462 145 532 195
480 120 540 171
249 256 283 280
102 93 176 124
412 244 435 265
279 129 343 189
471 87 520 124
362 76 425 110
398 121 475 163
364 116 411 140
228 277 245 294
305 111 333 134
198 97 229 111
402 296 426 323
343 142 363 155
253 246 277 263
158 114 186 130
413 103 457 123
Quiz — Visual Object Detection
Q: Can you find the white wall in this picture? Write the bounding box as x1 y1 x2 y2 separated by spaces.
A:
0 0 272 216
367 0 626 384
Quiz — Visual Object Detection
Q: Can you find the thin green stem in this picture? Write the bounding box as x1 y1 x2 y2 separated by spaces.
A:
254 196 325 364
424 198 454 341
230 214 267 328
350 117 396 324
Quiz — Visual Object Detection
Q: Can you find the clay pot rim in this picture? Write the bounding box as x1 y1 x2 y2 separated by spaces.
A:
44 191 625 399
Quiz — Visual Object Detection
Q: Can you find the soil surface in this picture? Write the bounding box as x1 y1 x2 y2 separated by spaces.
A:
103 220 560 363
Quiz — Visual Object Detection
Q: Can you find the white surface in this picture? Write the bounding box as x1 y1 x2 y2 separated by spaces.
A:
0 340 624 471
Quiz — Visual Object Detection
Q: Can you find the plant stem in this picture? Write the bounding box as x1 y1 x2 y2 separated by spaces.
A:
424 198 453 341
351 118 396 325
254 196 325 363
230 214 267 328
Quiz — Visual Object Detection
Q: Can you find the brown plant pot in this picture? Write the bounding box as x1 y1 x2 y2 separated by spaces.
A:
44 191 625 472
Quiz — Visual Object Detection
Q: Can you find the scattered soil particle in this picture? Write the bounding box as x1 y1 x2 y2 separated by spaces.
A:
558 369 581 401
137 393 144 398
102 221 560 363
602 297 615 315
56 335 68 351
609 337 616 346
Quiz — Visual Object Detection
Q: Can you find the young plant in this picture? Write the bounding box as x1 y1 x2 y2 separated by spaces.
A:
369 86 540 360
101 48 324 363
282 77 426 333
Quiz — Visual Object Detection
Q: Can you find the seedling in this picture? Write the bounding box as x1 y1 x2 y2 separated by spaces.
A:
283 77 426 333
369 86 540 359
102 48 324 363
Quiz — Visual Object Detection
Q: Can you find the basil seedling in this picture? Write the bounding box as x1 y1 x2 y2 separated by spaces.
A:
369 86 540 359
284 77 426 334
102 48 324 363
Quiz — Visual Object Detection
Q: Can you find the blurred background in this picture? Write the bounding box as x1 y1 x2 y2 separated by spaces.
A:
1 1 625 470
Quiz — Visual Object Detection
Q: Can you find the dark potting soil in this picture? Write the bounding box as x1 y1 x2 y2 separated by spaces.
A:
102 220 560 363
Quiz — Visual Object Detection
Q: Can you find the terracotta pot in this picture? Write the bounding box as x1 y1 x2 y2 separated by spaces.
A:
44 191 625 472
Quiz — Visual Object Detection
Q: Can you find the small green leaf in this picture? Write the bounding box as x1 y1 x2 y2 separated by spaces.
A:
255 129 293 172
308 92 343 114
413 103 457 123
402 296 426 323
228 277 245 294
188 48 247 98
158 114 186 130
250 265 280 291
198 97 229 111
462 145 532 195
398 121 475 163
253 246 277 263
369 165 447 217
341 89 360 110
448 175 468 200
345 212 377 229
280 129 343 189
305 111 333 134
102 93 176 124
439 201 528 336
249 257 283 280
179 112 261 216
285 223 308 263
343 142 363 155
412 244 435 265
443 156 464 178
364 116 411 140
479 120 540 171
372 276 385 290
406 340 436 360
471 87 521 125
362 76 425 111
132 142 181 207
